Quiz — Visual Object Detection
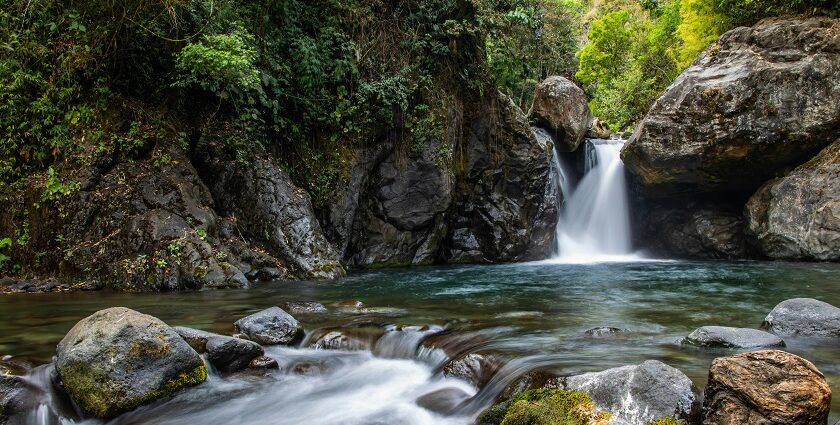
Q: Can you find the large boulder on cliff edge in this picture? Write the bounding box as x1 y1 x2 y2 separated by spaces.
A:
745 139 840 261
55 307 207 418
622 17 840 197
702 350 831 425
528 76 593 152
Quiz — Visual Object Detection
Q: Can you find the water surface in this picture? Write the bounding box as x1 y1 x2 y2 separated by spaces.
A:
1 260 838 423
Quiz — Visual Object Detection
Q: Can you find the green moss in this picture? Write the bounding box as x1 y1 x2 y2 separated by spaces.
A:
649 418 681 425
58 360 207 418
480 389 611 425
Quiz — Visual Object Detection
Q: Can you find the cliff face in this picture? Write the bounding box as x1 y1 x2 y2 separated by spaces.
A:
324 92 560 268
621 16 840 261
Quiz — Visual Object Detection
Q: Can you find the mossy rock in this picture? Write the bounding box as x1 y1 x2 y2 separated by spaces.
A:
55 307 206 418
649 418 681 425
480 388 611 425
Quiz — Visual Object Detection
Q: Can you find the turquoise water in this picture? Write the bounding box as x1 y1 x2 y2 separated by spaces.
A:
1 260 839 422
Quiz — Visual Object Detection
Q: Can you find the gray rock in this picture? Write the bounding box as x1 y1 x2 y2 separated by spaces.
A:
1 374 41 424
173 326 218 352
205 336 263 373
234 307 304 345
528 76 593 152
248 356 278 369
558 360 698 425
415 387 472 415
683 326 785 348
745 139 840 261
54 307 206 418
762 298 840 337
442 353 498 388
208 158 344 279
622 17 840 197
284 302 328 314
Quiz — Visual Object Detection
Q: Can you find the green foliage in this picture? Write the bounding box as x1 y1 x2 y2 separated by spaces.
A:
479 0 585 110
40 167 79 206
676 0 731 68
175 28 260 96
0 237 11 269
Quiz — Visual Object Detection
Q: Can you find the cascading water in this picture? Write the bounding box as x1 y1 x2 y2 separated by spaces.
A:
550 138 640 262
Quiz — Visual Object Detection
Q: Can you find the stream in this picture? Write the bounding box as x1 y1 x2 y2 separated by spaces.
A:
1 260 839 423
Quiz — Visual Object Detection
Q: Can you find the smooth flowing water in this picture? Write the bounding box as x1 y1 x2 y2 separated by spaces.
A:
1 261 839 424
551 139 640 263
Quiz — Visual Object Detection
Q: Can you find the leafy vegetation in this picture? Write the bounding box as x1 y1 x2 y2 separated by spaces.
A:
1 0 836 193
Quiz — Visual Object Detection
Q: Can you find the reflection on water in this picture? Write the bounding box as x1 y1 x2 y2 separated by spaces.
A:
1 260 839 423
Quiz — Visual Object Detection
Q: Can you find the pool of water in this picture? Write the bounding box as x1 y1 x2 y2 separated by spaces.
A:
1 260 839 423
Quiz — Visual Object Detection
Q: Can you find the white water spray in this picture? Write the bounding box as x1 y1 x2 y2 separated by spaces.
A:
550 138 641 263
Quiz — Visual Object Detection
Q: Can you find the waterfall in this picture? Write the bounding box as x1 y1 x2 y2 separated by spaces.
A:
550 138 640 263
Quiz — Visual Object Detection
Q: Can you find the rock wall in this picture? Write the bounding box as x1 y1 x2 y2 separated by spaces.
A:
327 92 560 268
0 144 343 291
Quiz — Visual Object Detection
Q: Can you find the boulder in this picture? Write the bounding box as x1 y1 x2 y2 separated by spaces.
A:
745 139 840 261
205 337 263 373
702 350 831 425
54 308 206 418
761 298 840 337
683 326 784 348
415 387 472 415
233 307 304 346
557 360 698 424
622 17 840 197
528 76 593 152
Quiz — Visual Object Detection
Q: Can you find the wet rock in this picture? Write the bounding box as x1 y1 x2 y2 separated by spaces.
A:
308 329 377 351
587 118 611 139
416 387 472 415
234 307 304 346
622 17 840 197
683 326 784 348
745 139 840 261
248 356 278 370
283 302 328 314
207 158 344 279
528 76 593 152
174 326 264 373
55 307 206 418
499 370 561 402
443 353 498 388
558 360 698 424
1 374 42 424
761 298 840 337
583 327 627 338
702 350 831 425
206 337 263 373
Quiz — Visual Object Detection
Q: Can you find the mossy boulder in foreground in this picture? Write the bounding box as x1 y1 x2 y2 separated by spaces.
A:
478 388 611 425
55 307 207 418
